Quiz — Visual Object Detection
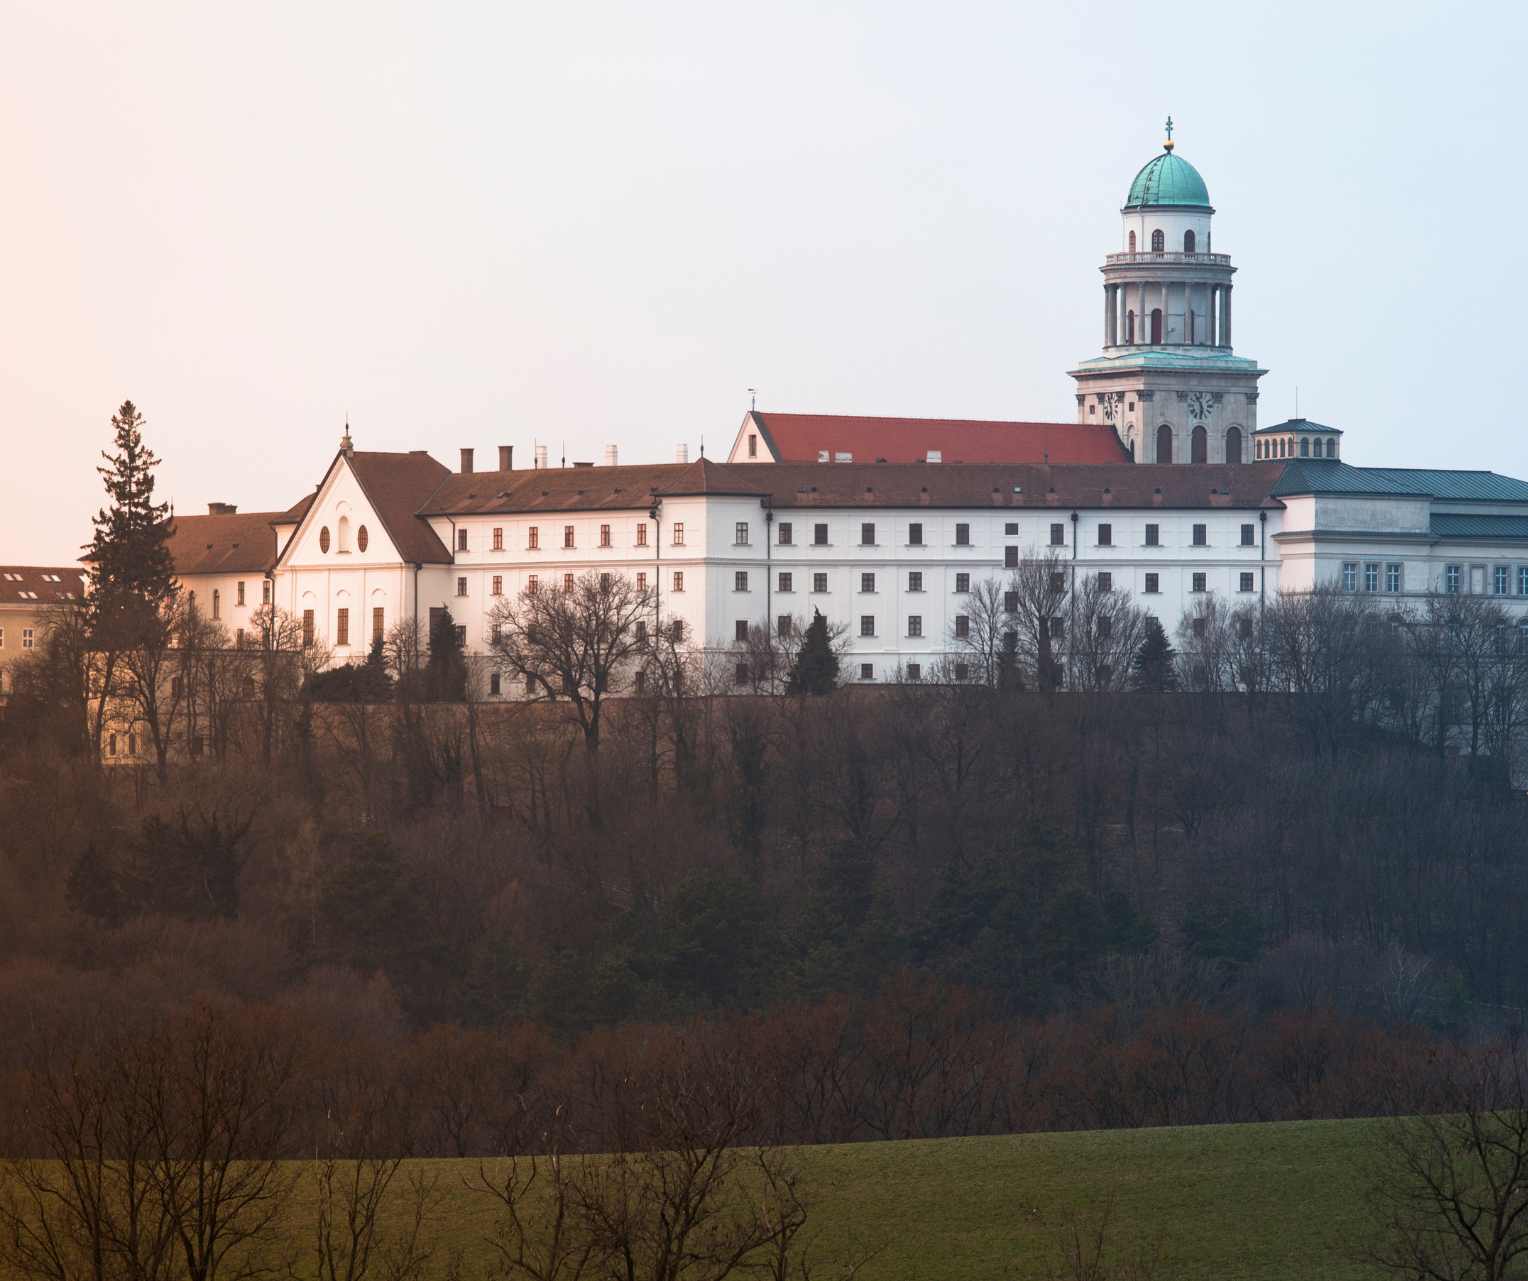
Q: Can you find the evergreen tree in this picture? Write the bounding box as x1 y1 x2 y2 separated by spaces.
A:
426 607 467 701
1132 615 1179 691
786 609 839 696
86 401 176 646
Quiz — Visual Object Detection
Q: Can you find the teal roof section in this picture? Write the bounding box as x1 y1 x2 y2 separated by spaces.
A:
1431 514 1528 539
1256 418 1343 436
1125 150 1211 209
1273 461 1528 503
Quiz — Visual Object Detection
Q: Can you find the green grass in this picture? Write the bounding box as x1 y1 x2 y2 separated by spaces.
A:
299 1118 1384 1281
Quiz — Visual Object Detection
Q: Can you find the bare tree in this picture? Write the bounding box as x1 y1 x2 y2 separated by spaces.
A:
117 595 191 782
950 577 1012 688
1070 577 1148 693
1007 552 1070 690
249 605 308 769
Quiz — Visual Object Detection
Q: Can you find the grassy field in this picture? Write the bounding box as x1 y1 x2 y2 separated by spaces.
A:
277 1118 1384 1281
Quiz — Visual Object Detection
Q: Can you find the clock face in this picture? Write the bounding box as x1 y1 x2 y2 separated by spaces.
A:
1188 392 1214 421
1101 392 1121 422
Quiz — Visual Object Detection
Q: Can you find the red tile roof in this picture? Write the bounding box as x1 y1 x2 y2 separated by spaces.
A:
418 457 767 516
165 511 288 575
751 413 1130 466
0 566 88 607
348 451 453 564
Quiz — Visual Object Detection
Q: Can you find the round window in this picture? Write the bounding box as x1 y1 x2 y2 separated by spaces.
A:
357 524 369 552
319 526 331 553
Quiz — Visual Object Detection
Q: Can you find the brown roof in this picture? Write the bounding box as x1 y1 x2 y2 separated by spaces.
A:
419 460 1287 516
752 412 1130 465
347 451 452 563
165 511 287 575
0 566 89 607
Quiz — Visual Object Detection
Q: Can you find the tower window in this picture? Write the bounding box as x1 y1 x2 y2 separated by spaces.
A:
1151 229 1164 253
1125 310 1135 343
1150 308 1163 344
1128 230 1137 253
1300 438 1310 457
1325 438 1337 458
1183 229 1196 253
1225 426 1243 464
1191 424 1208 464
1156 424 1173 464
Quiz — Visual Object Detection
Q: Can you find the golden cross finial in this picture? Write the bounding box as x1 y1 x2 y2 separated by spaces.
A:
1164 115 1175 151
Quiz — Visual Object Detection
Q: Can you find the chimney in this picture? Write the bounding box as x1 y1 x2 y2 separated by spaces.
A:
460 447 474 474
498 445 513 471
534 444 548 470
207 502 238 516
603 444 619 467
675 444 689 464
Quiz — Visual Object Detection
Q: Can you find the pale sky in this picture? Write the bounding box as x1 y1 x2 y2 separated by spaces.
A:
3 0 1522 563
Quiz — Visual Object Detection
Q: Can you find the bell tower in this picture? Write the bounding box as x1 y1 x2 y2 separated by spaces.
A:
1070 120 1265 464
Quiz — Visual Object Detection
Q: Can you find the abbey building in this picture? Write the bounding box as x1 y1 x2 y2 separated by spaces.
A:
23 127 1528 703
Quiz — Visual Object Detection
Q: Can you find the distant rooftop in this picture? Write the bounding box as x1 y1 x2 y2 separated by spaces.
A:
1272 460 1528 503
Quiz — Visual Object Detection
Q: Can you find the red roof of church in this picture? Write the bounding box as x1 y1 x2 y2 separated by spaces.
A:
750 413 1129 466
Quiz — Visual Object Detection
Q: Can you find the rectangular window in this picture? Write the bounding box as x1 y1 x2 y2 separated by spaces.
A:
527 574 539 594
671 619 684 642
955 523 970 546
748 433 758 458
1050 571 1065 592
1144 572 1159 594
673 571 685 592
778 521 793 545
1097 572 1113 592
860 572 875 594
600 524 612 548
236 580 245 606
908 571 923 592
235 628 245 648
490 671 502 696
672 522 685 546
457 576 468 596
908 522 923 546
22 627 34 650
1097 523 1112 547
636 619 648 643
735 571 749 592
1342 561 1359 592
906 662 922 681
1192 524 1208 546
262 580 272 604
954 662 970 681
1239 572 1255 593
777 615 792 638
860 522 875 546
1494 565 1510 595
1005 522 1019 536
908 615 923 638
1192 572 1207 593
735 619 749 642
1145 523 1160 547
600 572 612 591
860 615 875 638
1050 523 1065 546
493 527 504 550
1241 523 1256 546
1519 566 1528 596
1445 564 1461 593
1364 562 1380 593
813 573 828 593
954 614 970 639
1047 617 1064 640
779 572 793 593
860 663 875 681
211 589 221 620
1386 563 1403 593
373 607 384 643
563 573 575 592
529 526 540 550
1004 590 1018 613
492 575 503 596
814 523 828 546
955 572 970 593
336 608 349 646
302 610 315 648
635 523 648 547
735 661 752 686
457 528 468 551
1005 546 1019 568
735 521 750 546
636 572 647 591
563 525 576 549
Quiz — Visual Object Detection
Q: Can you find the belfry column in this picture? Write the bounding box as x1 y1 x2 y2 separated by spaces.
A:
1223 284 1232 347
1105 286 1115 345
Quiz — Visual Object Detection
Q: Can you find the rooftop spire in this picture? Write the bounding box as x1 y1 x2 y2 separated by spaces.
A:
340 417 353 457
1163 115 1175 152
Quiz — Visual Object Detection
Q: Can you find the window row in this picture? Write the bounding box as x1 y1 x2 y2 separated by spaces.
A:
317 522 369 554
0 627 36 650
1363 562 1528 596
1257 436 1336 460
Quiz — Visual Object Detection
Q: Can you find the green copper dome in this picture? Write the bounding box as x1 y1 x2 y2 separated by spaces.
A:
1124 149 1211 209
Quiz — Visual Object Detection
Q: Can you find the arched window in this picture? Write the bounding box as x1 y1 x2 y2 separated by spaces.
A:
1150 308 1163 344
1191 424 1208 464
1125 310 1135 343
338 514 350 552
1300 438 1310 457
1151 229 1164 253
1225 426 1243 464
1156 424 1174 464
1183 229 1196 253
1325 438 1336 458
1128 230 1137 253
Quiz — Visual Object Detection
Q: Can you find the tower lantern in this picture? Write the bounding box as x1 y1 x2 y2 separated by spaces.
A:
1069 124 1265 464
